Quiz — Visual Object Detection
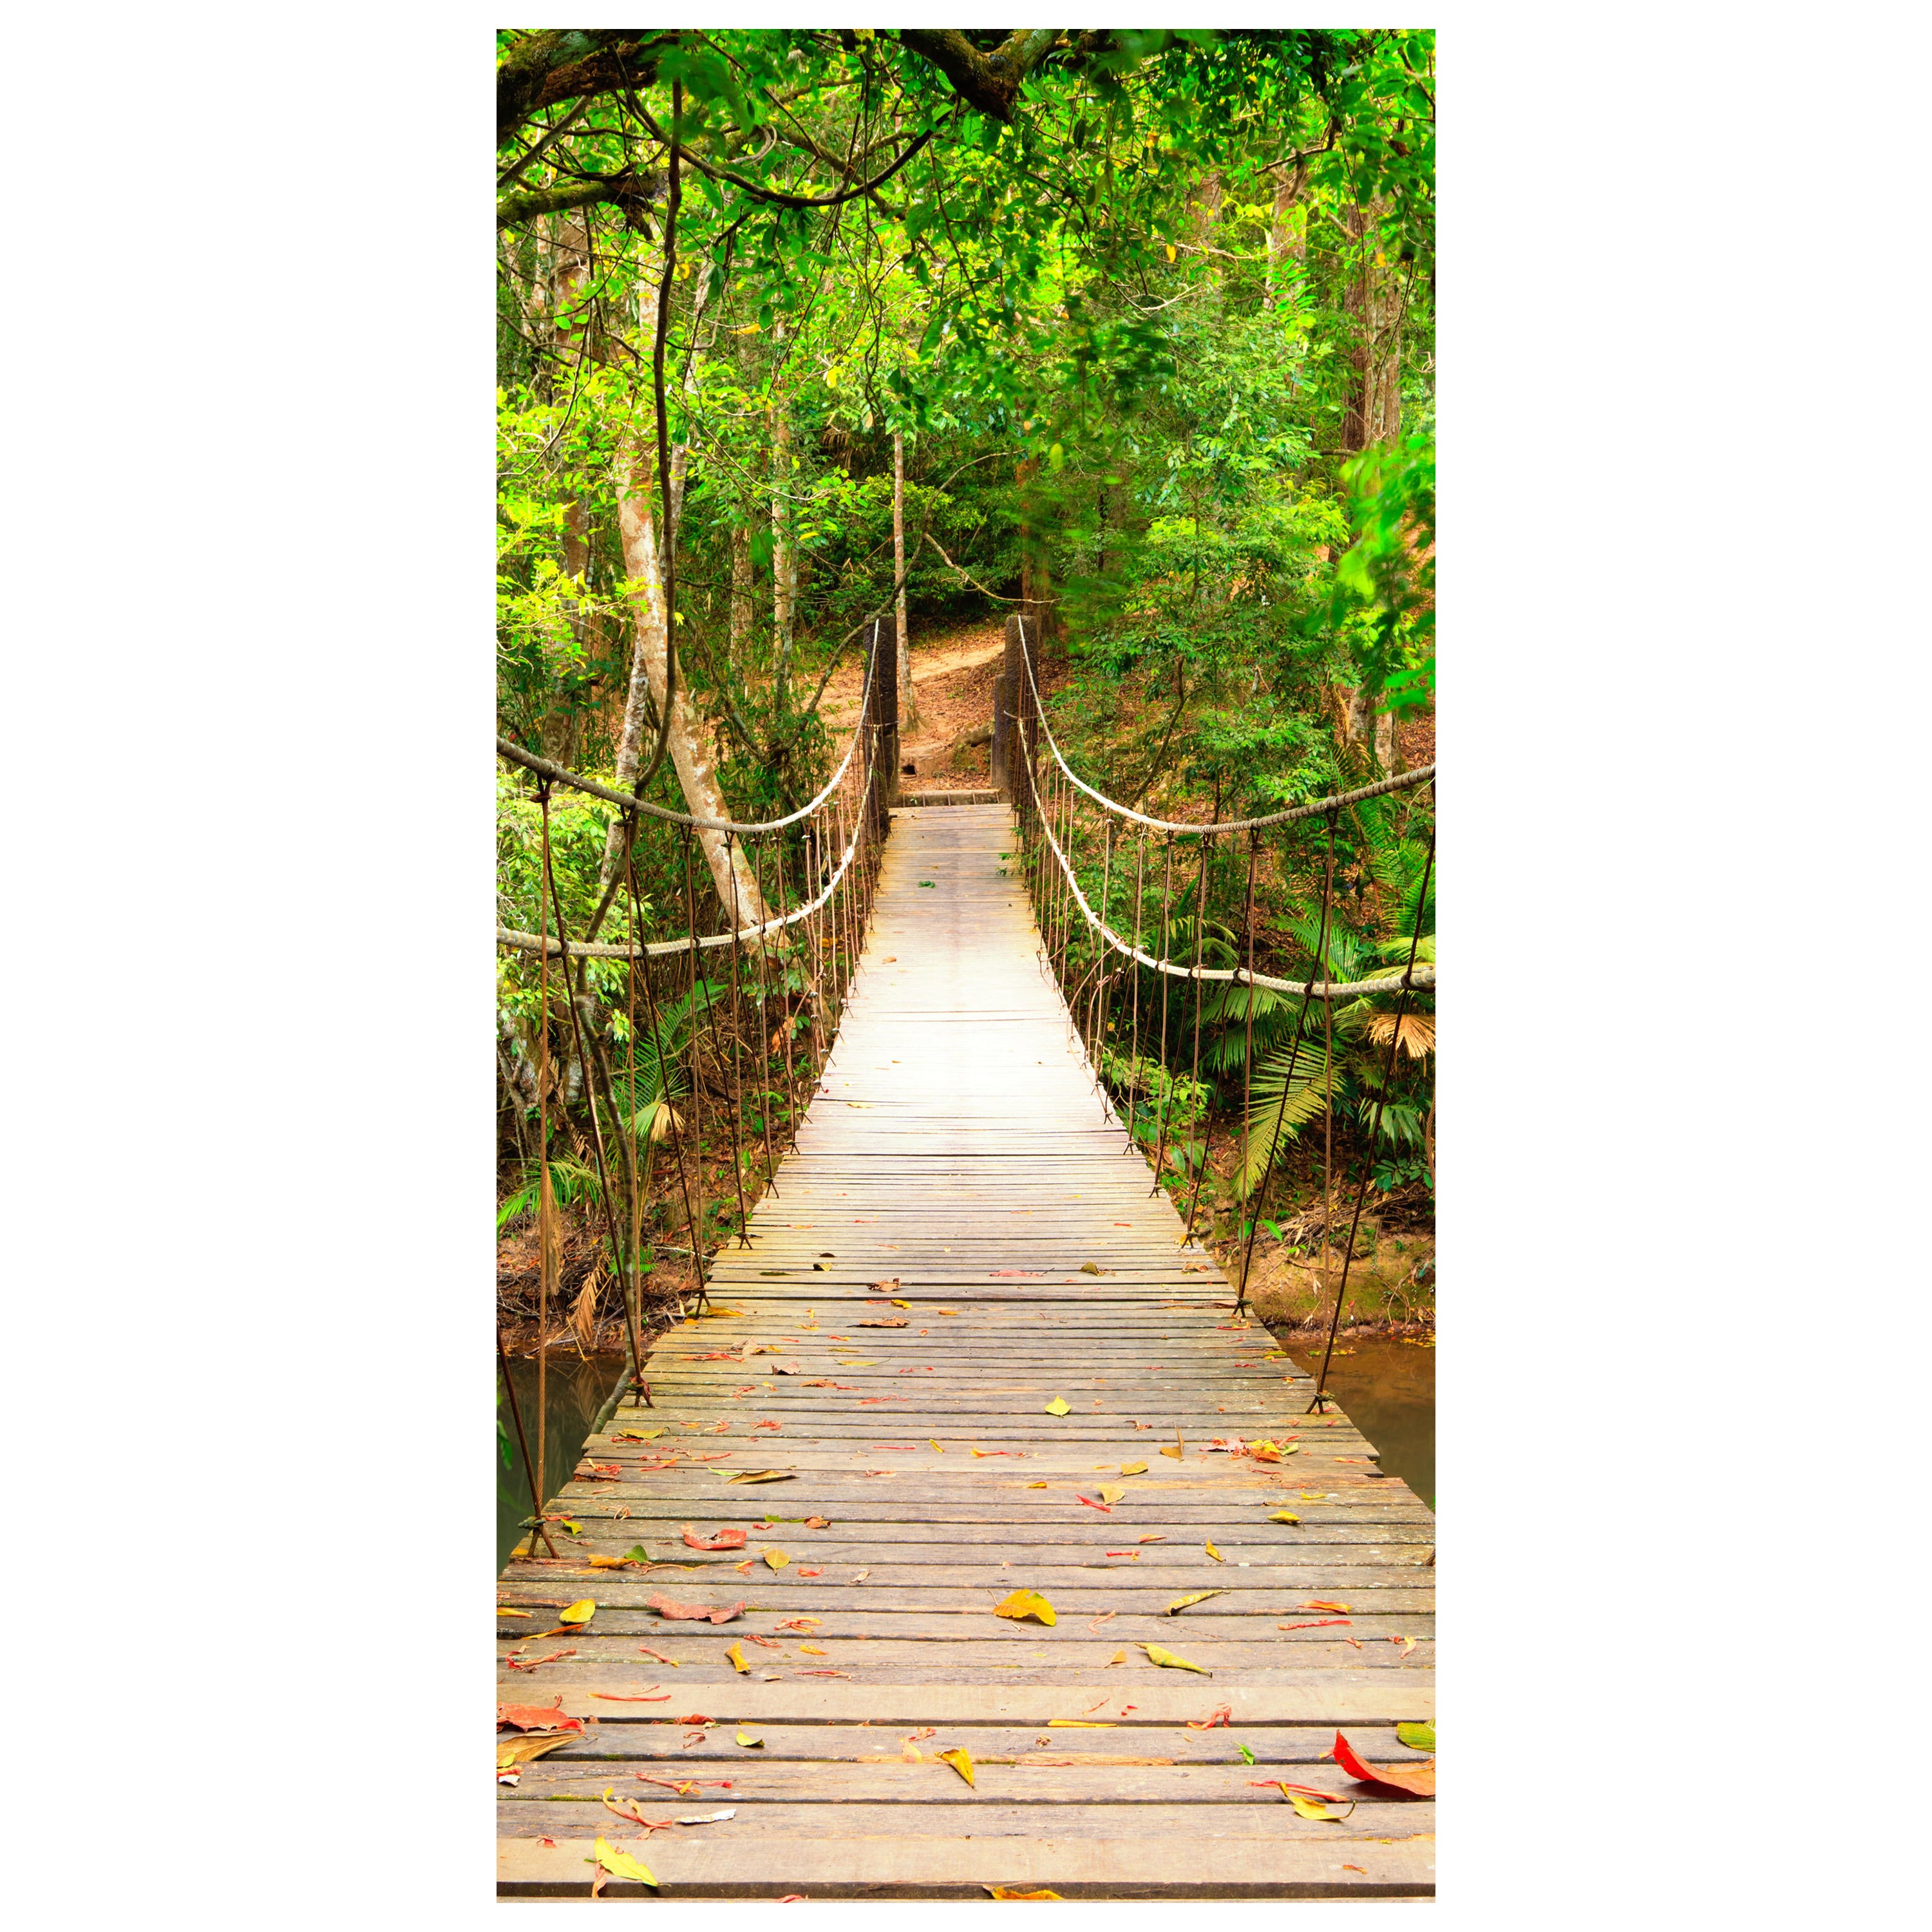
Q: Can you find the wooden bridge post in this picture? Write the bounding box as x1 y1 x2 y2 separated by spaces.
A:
871 615 900 818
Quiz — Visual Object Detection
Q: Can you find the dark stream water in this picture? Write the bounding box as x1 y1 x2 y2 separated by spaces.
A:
1279 1333 1435 1508
497 1352 628 1575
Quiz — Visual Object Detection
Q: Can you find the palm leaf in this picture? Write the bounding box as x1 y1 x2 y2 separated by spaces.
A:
1235 1033 1338 1196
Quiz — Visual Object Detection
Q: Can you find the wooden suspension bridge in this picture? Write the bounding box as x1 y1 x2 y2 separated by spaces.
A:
496 619 1435 1900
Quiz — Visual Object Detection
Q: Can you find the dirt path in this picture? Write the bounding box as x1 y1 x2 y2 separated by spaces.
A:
819 617 1007 788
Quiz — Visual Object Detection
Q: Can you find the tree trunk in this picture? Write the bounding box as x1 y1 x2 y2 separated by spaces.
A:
771 323 796 713
893 429 916 729
728 520 753 673
600 250 770 927
613 438 771 925
540 213 594 764
1342 198 1403 454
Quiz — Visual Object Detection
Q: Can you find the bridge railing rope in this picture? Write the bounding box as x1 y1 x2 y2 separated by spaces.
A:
494 620 901 1518
997 614 1435 1403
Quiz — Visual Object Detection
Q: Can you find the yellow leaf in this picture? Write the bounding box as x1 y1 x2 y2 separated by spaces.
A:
1026 1481 1048 1488
725 1643 748 1674
1204 1541 1224 1562
985 1887 1063 1900
592 1837 658 1886
993 1588 1056 1626
498 1733 576 1768
1047 1719 1115 1727
799 1643 828 1656
1045 1397 1070 1416
936 1746 975 1786
1098 1484 1125 1504
764 1549 788 1569
891 1298 911 1307
931 1440 945 1453
835 1358 878 1367
735 1727 764 1748
1121 1461 1148 1475
1108 1649 1127 1664
1166 1590 1224 1615
1142 1643 1210 1674
558 1599 596 1624
1159 1444 1184 1459
1270 1510 1302 1525
725 1470 797 1484
585 1555 628 1569
1164 243 1177 263
1287 1790 1341 1820
497 1607 532 1617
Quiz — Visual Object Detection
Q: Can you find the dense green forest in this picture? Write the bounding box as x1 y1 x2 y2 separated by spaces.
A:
496 28 1436 1341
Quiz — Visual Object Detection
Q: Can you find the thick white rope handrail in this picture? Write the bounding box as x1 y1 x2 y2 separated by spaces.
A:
497 623 884 835
1014 616 1434 833
1021 723 1434 1001
497 741 880 962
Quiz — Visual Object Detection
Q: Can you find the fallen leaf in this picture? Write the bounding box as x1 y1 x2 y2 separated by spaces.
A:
993 1588 1057 1626
1166 1590 1224 1615
1333 1729 1435 1797
1047 1719 1115 1727
856 1318 907 1328
798 1567 824 1578
646 1595 746 1624
677 1809 736 1825
1238 1742 1256 1765
496 1700 584 1733
936 1747 975 1786
1186 1703 1233 1730
592 1837 657 1888
725 1643 749 1674
1044 1397 1071 1416
1108 1649 1127 1664
1076 1495 1112 1513
985 1888 1063 1900
682 1526 748 1551
804 1516 831 1529
725 1470 797 1484
891 1298 911 1308
1098 1484 1126 1504
1279 1618 1352 1631
1397 1721 1436 1752
1137 1534 1166 1544
1025 1481 1048 1488
1120 1461 1148 1475
734 1559 753 1575
635 1645 677 1665
930 1440 945 1452
1159 1444 1184 1459
1284 1787 1357 1821
735 1727 764 1748
1269 1510 1302 1525
799 1643 828 1656
1301 1600 1351 1614
556 1598 596 1624
497 1607 533 1617
1204 1541 1224 1562
764 1549 789 1569
1142 1643 1209 1674
497 1733 578 1768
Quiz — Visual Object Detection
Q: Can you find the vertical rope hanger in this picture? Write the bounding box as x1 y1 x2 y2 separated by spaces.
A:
1148 836 1177 1193
721 835 752 1245
1124 829 1146 1155
1310 829 1435 1412
1178 833 1214 1244
533 781 558 1537
678 827 711 1309
1235 810 1338 1318
628 838 703 1321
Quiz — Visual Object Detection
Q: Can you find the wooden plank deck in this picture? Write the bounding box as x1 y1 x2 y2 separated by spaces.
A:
497 802 1435 1900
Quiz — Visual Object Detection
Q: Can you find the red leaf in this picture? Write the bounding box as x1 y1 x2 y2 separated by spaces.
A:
1077 1495 1113 1512
1184 1703 1233 1730
682 1526 748 1551
592 1691 670 1702
1278 1618 1353 1631
496 1700 584 1732
647 1595 746 1624
797 1567 824 1578
1333 1728 1435 1797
